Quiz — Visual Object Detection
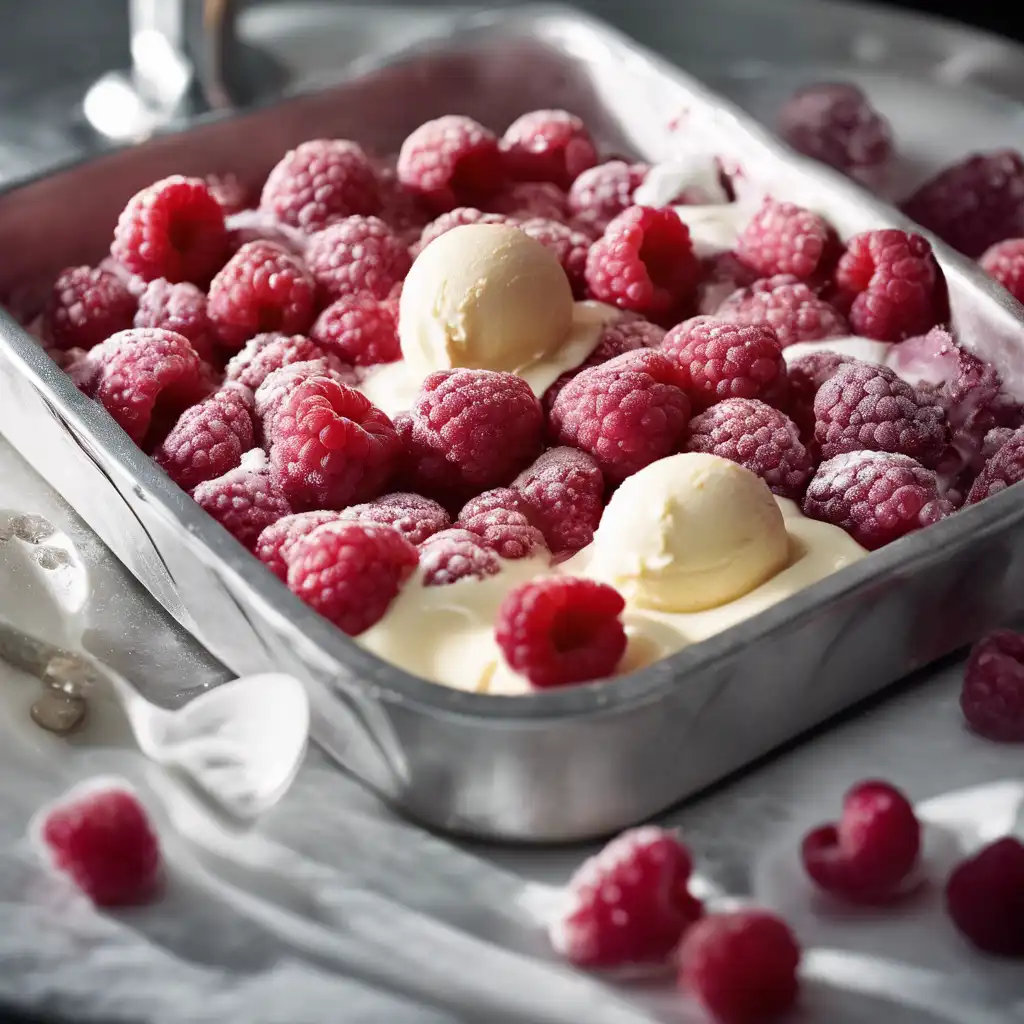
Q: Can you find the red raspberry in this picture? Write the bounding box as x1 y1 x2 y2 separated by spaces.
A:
376 168 431 243
338 491 451 546
500 109 597 189
253 359 353 440
153 384 254 491
98 255 148 298
548 349 691 484
488 181 568 222
260 139 381 232
225 332 338 391
310 293 400 367
36 785 161 907
802 780 921 904
567 161 650 232
802 450 953 550
286 520 417 635
982 426 1017 462
134 278 213 360
960 630 1024 742
269 376 400 510
457 505 547 561
43 265 136 351
784 350 854 442
517 218 592 296
736 199 836 281
207 241 316 350
678 911 801 1024
686 399 813 499
224 209 308 258
967 426 1024 503
204 172 250 215
418 528 501 587
304 216 411 302
550 826 702 968
111 175 227 285
585 206 699 319
980 238 1024 304
416 207 516 253
697 252 759 316
255 509 343 581
901 150 1024 258
945 837 1024 956
495 576 626 687
397 116 504 211
458 486 526 521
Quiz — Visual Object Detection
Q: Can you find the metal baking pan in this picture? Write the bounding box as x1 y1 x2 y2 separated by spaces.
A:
2 4 1024 843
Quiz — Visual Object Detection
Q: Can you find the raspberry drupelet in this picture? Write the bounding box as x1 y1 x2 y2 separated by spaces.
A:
43 265 136 351
304 216 411 302
567 160 650 232
500 109 598 189
134 279 213 360
945 837 1024 956
338 492 451 547
960 630 1024 742
736 198 836 281
310 293 400 367
418 528 501 587
255 509 343 581
980 239 1024 304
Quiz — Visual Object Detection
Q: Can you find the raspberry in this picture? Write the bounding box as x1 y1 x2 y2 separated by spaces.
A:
901 150 1024 258
43 266 136 350
286 520 417 635
488 181 568 222
255 509 342 581
495 576 626 687
269 376 400 510
550 826 702 968
458 487 526 521
338 491 451 546
310 293 400 367
458 505 547 561
801 780 921 904
945 837 1024 956
967 426 1024 503
134 278 212 360
418 528 500 587
980 238 1024 304
253 359 352 440
397 369 544 502
585 206 699 319
153 383 254 491
204 172 250 215
110 175 227 285
678 911 801 1024
225 332 338 391
225 209 308 257
377 168 431 243
784 350 853 442
98 255 148 298
960 630 1024 742
814 362 948 467
982 426 1017 461
548 349 691 484
802 450 953 550
397 116 504 211
686 399 813 499
517 218 592 295
736 199 836 281
260 139 381 232
567 160 649 232
207 241 317 350
416 207 515 253
304 216 411 302
36 785 161 907
501 109 597 189
697 252 759 316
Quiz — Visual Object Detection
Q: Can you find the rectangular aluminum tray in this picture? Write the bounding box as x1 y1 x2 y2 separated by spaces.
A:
2 5 1024 843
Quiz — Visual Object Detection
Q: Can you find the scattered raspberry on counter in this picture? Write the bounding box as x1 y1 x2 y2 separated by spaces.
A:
960 630 1024 742
488 181 569 222
979 238 1024 305
255 509 343 581
501 109 597 189
945 837 1024 956
517 217 593 296
304 216 411 302
43 265 136 351
966 426 1024 503
225 332 340 391
339 491 451 547
419 528 501 587
568 160 650 233
310 293 400 367
134 279 213 361
735 199 836 281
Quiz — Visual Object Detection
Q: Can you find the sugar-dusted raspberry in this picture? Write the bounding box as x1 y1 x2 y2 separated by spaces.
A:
517 217 592 295
224 209 309 258
500 109 597 189
225 332 336 391
495 576 626 687
736 199 836 281
548 349 691 484
204 173 250 215
260 139 381 232
488 181 568 222
269 376 400 510
42 265 136 351
550 826 702 968
803 450 953 550
339 491 450 546
286 519 417 634
207 241 316 350
960 630 1024 742
697 252 759 316
945 837 1024 956
304 216 411 302
418 528 501 587
153 383 254 491
98 255 149 298
134 278 213 360
983 426 1017 462
980 238 1024 304
36 784 161 907
458 486 526 521
255 509 342 581
457 505 546 561
310 293 400 367
111 175 227 285
967 426 1024 504
678 911 801 1024
567 160 650 232
416 207 516 253
784 350 854 441
901 150 1024 258
253 359 353 440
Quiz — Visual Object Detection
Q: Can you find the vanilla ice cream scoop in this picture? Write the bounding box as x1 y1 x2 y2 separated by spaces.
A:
399 223 574 376
586 453 790 613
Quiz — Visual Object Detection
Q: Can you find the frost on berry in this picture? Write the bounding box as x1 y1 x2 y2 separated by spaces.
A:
253 359 354 441
961 630 1024 742
418 528 501 587
255 509 343 581
224 332 333 390
517 217 593 296
310 293 400 367
967 426 1024 504
134 278 213 360
736 198 836 281
784 350 854 442
501 109 597 189
980 238 1024 304
416 207 516 254
43 265 136 351
304 216 411 302
567 161 650 233
457 505 547 561
338 491 451 547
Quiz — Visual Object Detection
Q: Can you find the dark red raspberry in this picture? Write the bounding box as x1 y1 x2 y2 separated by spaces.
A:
310 293 400 367
418 528 501 587
980 238 1024 304
901 150 1024 258
397 116 504 211
736 199 836 281
495 576 626 687
134 278 213 360
457 505 547 561
338 491 451 546
982 426 1017 462
37 785 161 907
286 520 417 635
269 376 400 510
567 160 650 232
678 911 801 1024
967 426 1024 503
253 359 353 440
550 826 702 968
458 487 526 521
548 349 691 484
225 332 338 391
501 109 597 189
697 252 759 316
207 241 316 350
224 209 308 258
111 175 227 285
488 181 568 222
204 172 251 215
260 139 381 232
304 216 411 302
945 837 1024 956
585 206 699 319
43 266 136 350
784 350 854 442
517 218 592 296
416 207 516 253
255 509 342 581
960 630 1024 742
802 450 953 550
98 255 148 298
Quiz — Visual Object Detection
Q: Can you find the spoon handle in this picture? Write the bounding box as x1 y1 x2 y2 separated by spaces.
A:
0 615 97 685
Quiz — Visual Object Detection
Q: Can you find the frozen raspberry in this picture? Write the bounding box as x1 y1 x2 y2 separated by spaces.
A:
224 209 309 258
517 217 592 295
377 168 431 243
550 826 702 968
980 239 1024 304
784 350 854 441
458 487 526 521
488 181 568 222
339 491 450 546
304 216 411 302
153 384 254 491
204 173 250 215
418 528 501 587
567 160 649 232
697 252 759 316
945 837 1024 956
42 266 136 351
678 911 801 1024
36 785 161 907
901 150 1024 258
225 332 338 391
253 359 352 440
495 576 626 687
549 349 691 484
260 139 381 232
111 175 227 285
960 630 1024 742
802 780 921 904
207 241 316 350
255 509 342 581
134 278 212 360
501 109 597 189
585 206 699 319
967 426 1024 503
803 450 953 550
397 115 504 211
416 207 516 253
982 426 1017 462
269 376 400 510
286 520 417 635
736 199 836 281
457 505 546 561
397 369 544 502
98 255 148 298
310 293 400 367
